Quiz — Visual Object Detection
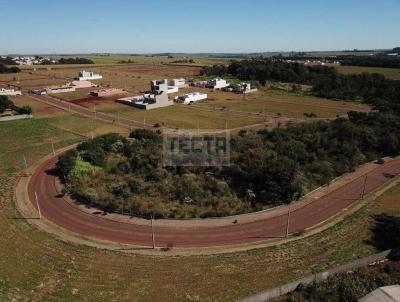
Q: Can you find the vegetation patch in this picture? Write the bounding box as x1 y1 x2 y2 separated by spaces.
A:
57 110 399 219
0 96 32 116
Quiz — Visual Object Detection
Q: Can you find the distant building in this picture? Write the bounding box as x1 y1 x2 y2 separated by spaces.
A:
175 92 207 104
169 78 186 88
118 80 173 110
206 78 230 89
77 71 103 81
0 88 22 96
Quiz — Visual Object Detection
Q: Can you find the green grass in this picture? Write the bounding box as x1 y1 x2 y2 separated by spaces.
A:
334 65 400 80
0 112 400 301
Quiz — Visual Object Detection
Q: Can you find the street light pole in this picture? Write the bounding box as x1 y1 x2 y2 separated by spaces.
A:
151 214 156 249
34 191 42 219
361 176 368 199
285 203 291 238
23 155 28 170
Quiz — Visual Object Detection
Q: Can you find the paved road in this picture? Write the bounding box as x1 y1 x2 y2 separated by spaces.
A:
27 155 400 248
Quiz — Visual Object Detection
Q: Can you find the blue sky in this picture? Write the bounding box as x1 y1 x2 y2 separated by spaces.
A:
0 0 399 54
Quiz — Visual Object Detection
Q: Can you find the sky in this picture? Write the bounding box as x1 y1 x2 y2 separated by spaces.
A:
0 0 399 54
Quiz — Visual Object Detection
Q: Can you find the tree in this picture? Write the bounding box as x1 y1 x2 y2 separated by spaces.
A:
0 96 14 113
371 214 400 250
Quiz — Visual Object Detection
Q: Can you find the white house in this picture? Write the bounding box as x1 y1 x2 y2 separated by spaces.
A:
174 92 207 105
169 78 186 88
0 88 22 96
151 79 179 94
232 83 258 94
77 71 103 81
117 80 173 110
206 78 229 89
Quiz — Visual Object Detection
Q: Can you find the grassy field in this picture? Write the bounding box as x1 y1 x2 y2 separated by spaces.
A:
97 101 264 129
176 87 369 119
333 65 400 80
0 109 399 301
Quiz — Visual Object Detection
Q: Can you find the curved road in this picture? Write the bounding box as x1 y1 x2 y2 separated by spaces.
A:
27 156 400 248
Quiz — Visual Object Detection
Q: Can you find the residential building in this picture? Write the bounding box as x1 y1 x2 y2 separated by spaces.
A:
206 78 230 89
232 83 258 94
175 92 207 104
169 78 186 88
117 80 173 110
0 88 22 96
77 71 103 81
151 79 179 94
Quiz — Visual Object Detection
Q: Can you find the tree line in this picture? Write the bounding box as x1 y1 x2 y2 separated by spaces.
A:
201 58 400 112
41 57 95 65
0 57 18 65
0 96 32 115
339 55 400 69
0 63 20 74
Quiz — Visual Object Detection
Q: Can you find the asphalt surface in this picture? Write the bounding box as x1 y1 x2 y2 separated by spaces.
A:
27 156 400 248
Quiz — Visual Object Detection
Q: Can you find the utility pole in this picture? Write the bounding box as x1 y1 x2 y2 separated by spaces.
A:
285 203 291 238
23 155 28 170
51 141 55 156
151 214 156 249
361 176 368 199
34 191 42 219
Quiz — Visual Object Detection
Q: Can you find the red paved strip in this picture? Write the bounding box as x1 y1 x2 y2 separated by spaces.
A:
27 157 400 248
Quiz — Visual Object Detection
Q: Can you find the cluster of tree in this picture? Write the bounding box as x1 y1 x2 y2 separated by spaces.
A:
0 96 32 115
0 63 20 74
171 59 195 64
58 57 94 64
371 214 400 251
118 59 136 64
339 55 400 69
201 59 400 112
57 110 400 218
0 56 17 65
